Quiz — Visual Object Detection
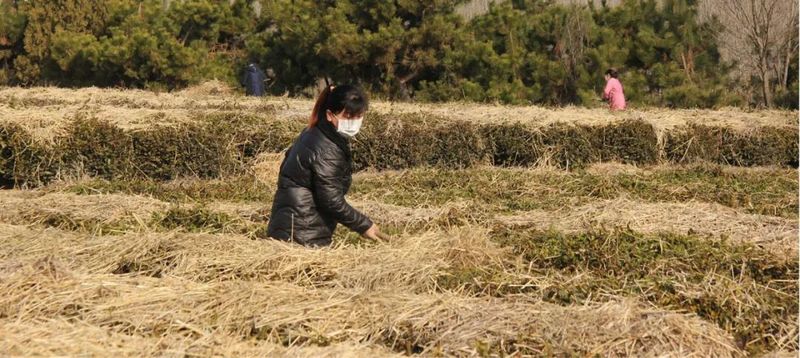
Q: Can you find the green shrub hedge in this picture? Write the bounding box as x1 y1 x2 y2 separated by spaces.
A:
0 113 796 187
664 124 799 167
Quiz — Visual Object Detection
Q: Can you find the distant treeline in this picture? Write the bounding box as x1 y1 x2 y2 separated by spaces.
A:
0 0 797 108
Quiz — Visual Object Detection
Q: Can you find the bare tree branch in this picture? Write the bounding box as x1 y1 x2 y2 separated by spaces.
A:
710 0 796 107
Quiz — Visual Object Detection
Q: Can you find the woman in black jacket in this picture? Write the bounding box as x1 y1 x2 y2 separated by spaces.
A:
267 84 383 246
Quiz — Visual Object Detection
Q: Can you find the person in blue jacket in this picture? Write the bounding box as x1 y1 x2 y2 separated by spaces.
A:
241 63 267 96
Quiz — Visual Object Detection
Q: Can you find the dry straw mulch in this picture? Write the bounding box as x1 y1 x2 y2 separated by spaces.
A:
0 224 499 290
495 197 799 258
0 256 741 357
0 319 403 358
0 220 794 355
0 86 795 131
0 184 794 256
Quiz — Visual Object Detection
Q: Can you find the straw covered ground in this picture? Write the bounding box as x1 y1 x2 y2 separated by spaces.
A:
0 86 797 357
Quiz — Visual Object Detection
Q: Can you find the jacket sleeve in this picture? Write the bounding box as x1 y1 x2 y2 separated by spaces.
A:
310 155 373 234
603 81 613 100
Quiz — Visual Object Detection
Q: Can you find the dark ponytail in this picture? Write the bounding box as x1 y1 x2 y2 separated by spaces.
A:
605 68 619 79
309 85 333 128
308 84 369 128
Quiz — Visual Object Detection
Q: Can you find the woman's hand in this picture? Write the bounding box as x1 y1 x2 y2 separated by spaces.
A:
363 224 389 242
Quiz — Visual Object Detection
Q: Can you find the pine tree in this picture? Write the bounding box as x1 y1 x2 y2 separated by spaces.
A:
13 0 112 84
0 0 26 84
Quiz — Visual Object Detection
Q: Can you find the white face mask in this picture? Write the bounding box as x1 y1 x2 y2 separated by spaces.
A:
336 116 363 138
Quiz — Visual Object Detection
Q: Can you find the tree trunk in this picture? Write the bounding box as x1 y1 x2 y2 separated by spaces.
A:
680 51 695 80
781 35 795 90
782 49 790 89
396 70 419 101
760 58 773 107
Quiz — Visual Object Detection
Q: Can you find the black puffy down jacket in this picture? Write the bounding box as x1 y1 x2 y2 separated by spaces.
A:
266 126 372 246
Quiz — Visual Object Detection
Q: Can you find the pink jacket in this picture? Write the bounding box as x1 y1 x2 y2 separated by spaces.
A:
603 78 626 110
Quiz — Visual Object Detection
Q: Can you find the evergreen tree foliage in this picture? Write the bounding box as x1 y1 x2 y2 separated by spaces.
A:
0 0 792 108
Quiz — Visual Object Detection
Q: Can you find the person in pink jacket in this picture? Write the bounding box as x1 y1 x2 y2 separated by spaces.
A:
603 68 626 110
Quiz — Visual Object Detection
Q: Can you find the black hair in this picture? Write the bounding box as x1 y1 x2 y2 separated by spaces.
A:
310 84 369 128
605 68 619 79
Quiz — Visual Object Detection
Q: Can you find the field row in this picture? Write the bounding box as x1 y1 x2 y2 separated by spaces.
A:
0 220 795 355
0 253 742 357
2 86 796 130
1 184 795 257
0 164 796 355
0 109 796 186
7 164 794 257
56 163 799 217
